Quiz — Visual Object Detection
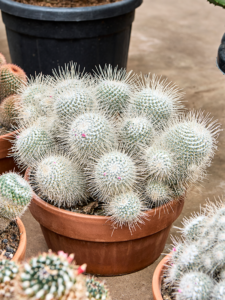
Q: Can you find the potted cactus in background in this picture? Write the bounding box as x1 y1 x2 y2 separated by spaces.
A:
152 198 225 300
0 0 142 76
0 249 111 300
10 63 221 275
0 172 33 262
0 53 26 174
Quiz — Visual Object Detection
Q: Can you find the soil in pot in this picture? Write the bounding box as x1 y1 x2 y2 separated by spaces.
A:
0 220 20 260
13 0 121 7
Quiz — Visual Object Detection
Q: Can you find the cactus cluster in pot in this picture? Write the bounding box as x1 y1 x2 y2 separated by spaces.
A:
10 63 221 232
0 249 110 300
0 53 26 131
162 200 225 300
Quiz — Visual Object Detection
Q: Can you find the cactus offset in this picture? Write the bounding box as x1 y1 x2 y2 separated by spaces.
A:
145 180 173 207
0 64 26 101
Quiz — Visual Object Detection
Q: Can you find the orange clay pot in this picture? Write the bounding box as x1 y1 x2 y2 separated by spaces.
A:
0 130 19 175
152 253 172 300
12 217 27 262
25 168 184 276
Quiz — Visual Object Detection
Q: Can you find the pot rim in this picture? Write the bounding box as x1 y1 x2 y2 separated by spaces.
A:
152 253 172 300
0 0 142 22
0 129 17 140
12 217 27 262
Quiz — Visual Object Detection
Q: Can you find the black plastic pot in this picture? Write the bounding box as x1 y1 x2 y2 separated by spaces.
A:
0 0 142 76
217 33 225 74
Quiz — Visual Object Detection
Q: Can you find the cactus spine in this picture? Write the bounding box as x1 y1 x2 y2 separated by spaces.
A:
0 64 26 101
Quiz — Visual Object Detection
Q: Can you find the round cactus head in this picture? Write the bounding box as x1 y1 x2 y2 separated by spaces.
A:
145 179 173 207
105 192 146 232
19 251 77 300
34 154 87 207
54 87 95 123
0 53 6 67
0 172 32 230
119 116 154 153
0 64 27 101
181 215 206 242
86 277 110 300
176 272 214 300
163 112 220 170
95 65 135 117
129 74 184 129
12 124 55 169
0 94 20 128
66 112 116 164
91 150 137 201
144 145 176 182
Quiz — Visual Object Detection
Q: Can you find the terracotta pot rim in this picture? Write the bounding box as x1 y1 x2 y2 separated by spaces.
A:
0 129 17 140
152 253 172 300
12 217 27 262
25 168 183 221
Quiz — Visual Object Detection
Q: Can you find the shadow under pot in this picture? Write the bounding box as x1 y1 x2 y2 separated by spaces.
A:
25 168 184 276
0 0 142 77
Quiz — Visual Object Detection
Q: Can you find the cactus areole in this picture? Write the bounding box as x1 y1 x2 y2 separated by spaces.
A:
0 0 142 76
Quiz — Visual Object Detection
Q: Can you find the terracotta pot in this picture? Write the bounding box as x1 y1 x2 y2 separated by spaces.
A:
152 253 171 300
12 217 27 262
25 169 184 276
0 130 19 175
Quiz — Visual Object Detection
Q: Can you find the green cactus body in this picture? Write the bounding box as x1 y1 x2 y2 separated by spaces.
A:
67 112 116 164
207 0 225 8
95 65 134 117
0 94 20 128
171 244 184 262
13 125 55 168
92 151 137 201
86 278 110 300
176 272 214 300
144 146 176 182
19 252 75 300
182 215 206 242
0 172 32 230
120 116 154 153
129 74 183 129
211 281 225 300
105 192 146 231
0 64 26 101
54 89 95 123
0 259 18 282
35 155 87 207
0 53 6 67
145 180 173 207
178 244 202 271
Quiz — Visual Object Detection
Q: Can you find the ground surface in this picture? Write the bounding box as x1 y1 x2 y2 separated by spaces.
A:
1 0 225 299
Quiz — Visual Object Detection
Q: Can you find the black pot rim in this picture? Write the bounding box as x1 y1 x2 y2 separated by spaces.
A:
0 0 142 21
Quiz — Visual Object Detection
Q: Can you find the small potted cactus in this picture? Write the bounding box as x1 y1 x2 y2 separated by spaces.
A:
0 172 33 262
0 53 26 174
152 199 225 300
11 63 221 275
0 249 111 300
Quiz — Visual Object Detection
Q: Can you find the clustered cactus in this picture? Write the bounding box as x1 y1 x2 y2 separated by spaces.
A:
0 172 32 231
0 53 26 130
163 200 225 300
11 63 220 232
0 250 111 300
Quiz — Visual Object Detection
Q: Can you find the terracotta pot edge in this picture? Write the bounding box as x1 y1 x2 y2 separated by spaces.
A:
12 217 27 262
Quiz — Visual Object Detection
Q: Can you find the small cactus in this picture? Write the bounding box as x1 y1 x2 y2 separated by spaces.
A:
0 64 26 101
0 172 32 230
129 74 184 129
0 94 20 128
180 214 206 242
145 179 173 207
95 65 135 117
34 154 87 207
90 150 137 201
176 271 214 300
0 53 6 67
12 124 56 169
86 278 110 300
119 116 155 153
104 192 146 232
66 112 116 164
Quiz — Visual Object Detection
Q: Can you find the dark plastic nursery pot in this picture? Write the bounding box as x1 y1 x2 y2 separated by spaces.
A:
25 168 185 276
0 0 142 77
217 33 225 74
